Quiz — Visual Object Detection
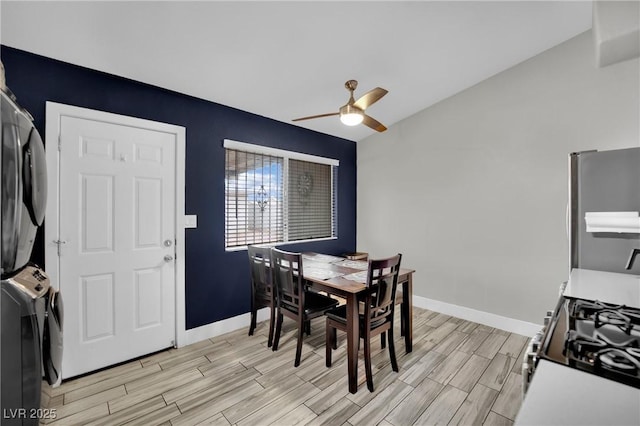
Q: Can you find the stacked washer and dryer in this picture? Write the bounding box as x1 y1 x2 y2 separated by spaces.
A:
1 62 63 424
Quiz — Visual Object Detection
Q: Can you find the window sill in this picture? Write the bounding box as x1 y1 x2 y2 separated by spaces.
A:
225 236 338 252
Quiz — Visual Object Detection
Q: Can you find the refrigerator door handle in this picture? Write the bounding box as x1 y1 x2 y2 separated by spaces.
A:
625 248 640 270
569 152 580 270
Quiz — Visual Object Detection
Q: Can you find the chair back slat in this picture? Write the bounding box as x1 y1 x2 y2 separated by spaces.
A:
365 254 402 328
271 248 304 315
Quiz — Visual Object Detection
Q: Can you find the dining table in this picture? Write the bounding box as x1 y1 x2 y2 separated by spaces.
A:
300 252 415 394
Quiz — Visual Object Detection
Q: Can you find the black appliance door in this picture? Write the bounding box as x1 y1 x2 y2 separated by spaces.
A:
1 91 22 275
21 122 47 227
1 90 47 277
43 287 63 385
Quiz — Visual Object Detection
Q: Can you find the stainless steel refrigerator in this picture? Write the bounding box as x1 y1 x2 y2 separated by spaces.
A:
569 147 640 274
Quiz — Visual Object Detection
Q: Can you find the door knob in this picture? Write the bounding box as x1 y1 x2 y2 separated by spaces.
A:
164 239 173 247
164 255 174 262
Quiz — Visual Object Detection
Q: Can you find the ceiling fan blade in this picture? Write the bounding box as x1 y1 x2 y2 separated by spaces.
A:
292 112 339 122
362 114 387 132
353 87 388 110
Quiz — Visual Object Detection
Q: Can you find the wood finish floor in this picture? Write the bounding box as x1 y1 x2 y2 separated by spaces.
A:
42 307 528 426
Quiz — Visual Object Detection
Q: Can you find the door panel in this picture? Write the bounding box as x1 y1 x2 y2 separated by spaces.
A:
134 267 163 329
135 143 163 164
59 116 176 378
82 137 114 159
81 174 114 252
135 178 162 248
81 273 115 341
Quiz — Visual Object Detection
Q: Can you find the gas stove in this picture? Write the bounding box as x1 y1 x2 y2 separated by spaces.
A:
537 296 640 389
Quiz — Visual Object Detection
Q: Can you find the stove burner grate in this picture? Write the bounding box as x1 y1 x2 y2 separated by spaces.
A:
595 348 640 373
594 309 634 333
571 300 625 320
565 329 639 356
564 330 606 358
539 297 640 389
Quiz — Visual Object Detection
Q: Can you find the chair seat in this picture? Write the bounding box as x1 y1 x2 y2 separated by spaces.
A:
304 291 339 314
325 304 386 328
280 291 339 317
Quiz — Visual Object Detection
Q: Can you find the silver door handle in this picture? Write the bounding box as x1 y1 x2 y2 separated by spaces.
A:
164 255 174 262
53 239 67 256
164 239 173 247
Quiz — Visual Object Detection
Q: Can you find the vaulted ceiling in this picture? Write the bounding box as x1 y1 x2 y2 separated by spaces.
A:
0 1 593 141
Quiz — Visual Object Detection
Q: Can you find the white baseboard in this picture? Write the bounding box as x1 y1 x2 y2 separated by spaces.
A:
183 308 270 346
412 295 542 337
182 297 541 348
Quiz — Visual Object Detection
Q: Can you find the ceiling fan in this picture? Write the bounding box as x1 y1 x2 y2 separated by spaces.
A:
292 80 388 132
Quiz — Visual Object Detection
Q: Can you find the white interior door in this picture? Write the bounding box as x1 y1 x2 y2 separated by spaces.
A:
54 112 180 379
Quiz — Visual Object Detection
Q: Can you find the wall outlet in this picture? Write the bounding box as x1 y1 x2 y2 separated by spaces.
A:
185 215 197 229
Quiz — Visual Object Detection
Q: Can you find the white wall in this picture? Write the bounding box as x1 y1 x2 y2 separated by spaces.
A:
357 31 640 324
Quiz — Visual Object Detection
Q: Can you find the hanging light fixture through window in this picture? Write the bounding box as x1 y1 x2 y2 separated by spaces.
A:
256 185 269 212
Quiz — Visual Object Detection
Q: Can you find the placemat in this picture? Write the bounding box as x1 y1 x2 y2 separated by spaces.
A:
336 260 368 270
303 253 344 263
342 270 368 282
304 267 346 281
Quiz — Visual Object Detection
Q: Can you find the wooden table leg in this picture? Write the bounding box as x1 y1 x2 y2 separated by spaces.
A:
403 273 413 353
346 292 359 394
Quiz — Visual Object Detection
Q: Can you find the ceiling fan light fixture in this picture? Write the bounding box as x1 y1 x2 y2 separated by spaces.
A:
292 80 387 132
340 112 364 126
339 104 364 126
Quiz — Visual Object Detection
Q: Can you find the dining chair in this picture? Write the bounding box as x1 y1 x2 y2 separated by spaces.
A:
271 248 339 367
342 252 404 343
247 245 276 347
325 253 402 392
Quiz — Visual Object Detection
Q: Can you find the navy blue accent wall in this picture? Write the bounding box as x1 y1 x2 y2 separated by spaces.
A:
1 46 357 329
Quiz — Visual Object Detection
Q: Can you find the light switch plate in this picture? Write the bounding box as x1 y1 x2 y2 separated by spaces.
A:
185 215 197 228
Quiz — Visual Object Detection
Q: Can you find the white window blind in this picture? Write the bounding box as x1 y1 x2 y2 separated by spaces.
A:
225 149 284 248
224 140 338 249
288 159 332 241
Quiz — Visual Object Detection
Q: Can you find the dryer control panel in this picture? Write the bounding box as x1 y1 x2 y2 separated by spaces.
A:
7 265 50 299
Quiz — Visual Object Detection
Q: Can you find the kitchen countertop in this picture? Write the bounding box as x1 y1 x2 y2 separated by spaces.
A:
515 360 640 426
564 268 640 308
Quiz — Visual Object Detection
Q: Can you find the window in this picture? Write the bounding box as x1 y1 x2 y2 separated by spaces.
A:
224 140 338 249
